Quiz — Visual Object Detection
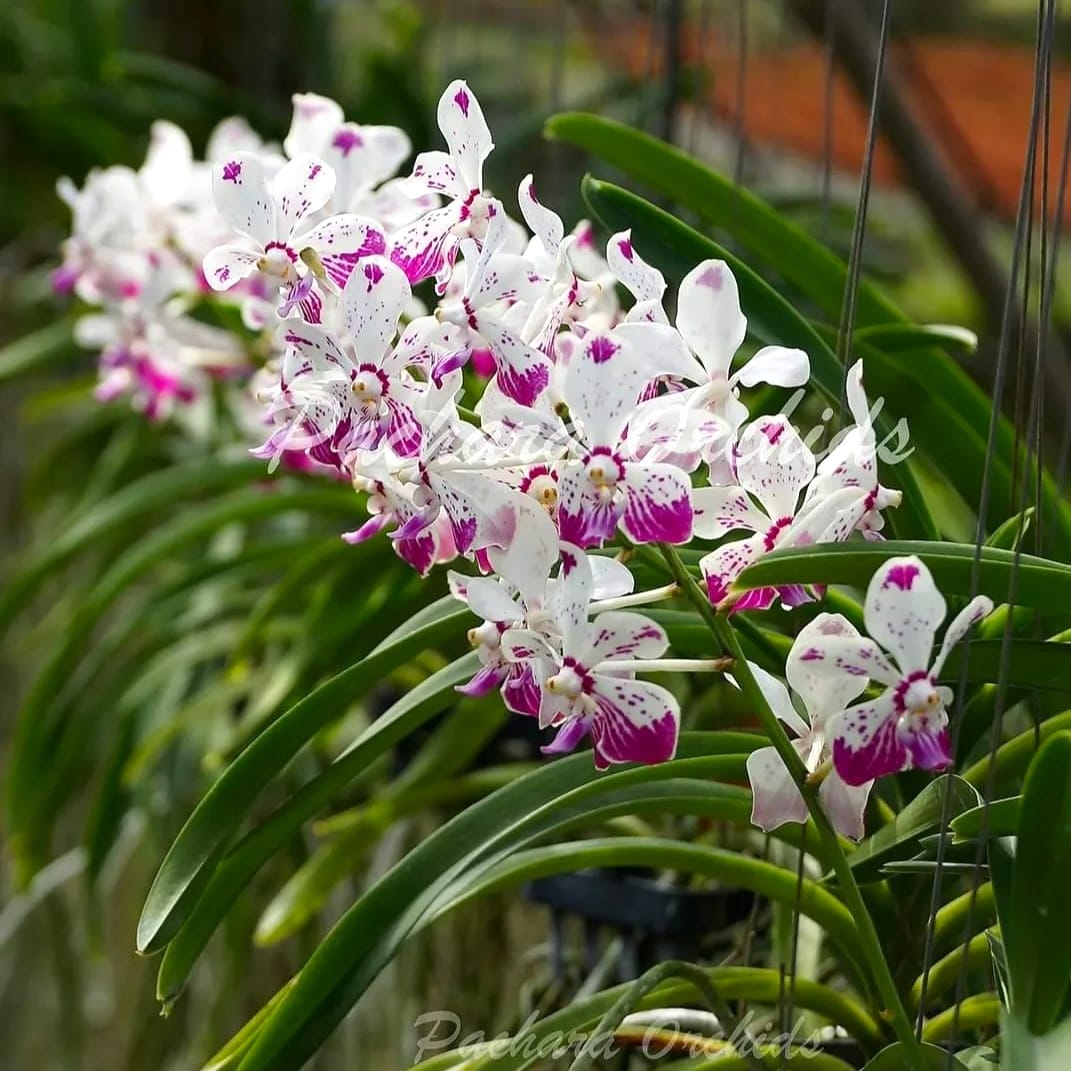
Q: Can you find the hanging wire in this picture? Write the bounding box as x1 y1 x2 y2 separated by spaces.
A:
687 0 713 156
912 2 1060 1059
733 0 749 187
834 0 893 424
820 0 837 243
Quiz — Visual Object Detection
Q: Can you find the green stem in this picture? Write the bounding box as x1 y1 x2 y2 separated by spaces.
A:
657 544 929 1071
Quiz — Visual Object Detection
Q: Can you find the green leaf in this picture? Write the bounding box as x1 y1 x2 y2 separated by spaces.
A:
845 777 979 883
136 596 472 956
0 457 268 638
6 484 358 861
446 837 861 962
951 797 1022 843
545 113 898 327
0 321 77 384
853 323 978 356
735 541 1071 618
862 1043 968 1069
962 710 1071 790
1005 731 1071 1034
986 509 1034 552
229 743 788 1071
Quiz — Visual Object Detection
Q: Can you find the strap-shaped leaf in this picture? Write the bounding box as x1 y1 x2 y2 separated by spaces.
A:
735 541 1071 617
1002 731 1071 1034
136 595 472 955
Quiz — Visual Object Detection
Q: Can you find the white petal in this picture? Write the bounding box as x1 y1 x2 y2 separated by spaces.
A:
486 493 559 610
732 345 810 389
744 664 809 737
787 614 875 723
284 93 345 159
437 80 493 191
612 320 702 381
746 746 808 831
518 174 564 255
607 231 667 307
585 611 668 664
590 555 635 600
464 576 524 623
691 485 768 540
340 255 410 363
735 416 816 520
212 152 276 245
675 259 746 379
864 555 945 674
272 155 335 238
550 543 594 656
932 595 994 676
819 770 872 841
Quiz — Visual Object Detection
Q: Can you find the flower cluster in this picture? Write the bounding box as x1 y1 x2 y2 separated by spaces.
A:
56 81 991 828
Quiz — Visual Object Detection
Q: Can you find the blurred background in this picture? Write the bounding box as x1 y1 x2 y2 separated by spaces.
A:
1 1 1067 1068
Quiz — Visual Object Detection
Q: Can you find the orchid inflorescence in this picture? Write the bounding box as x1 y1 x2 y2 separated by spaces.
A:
56 80 993 837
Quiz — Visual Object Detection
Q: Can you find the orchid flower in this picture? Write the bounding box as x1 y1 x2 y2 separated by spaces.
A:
502 549 681 768
283 92 412 212
392 80 495 291
741 614 874 840
795 556 993 785
694 415 870 609
436 199 551 405
805 360 902 540
555 326 697 548
203 152 386 322
260 256 423 466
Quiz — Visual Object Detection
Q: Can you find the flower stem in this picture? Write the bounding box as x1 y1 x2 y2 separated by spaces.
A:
589 581 679 613
598 657 733 674
656 544 928 1070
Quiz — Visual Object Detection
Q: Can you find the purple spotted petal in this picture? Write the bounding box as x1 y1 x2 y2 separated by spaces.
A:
385 397 422 457
621 462 693 545
699 533 764 604
589 676 679 767
202 244 261 292
476 318 550 406
503 664 542 718
556 464 622 549
732 586 778 613
395 531 437 576
273 155 335 237
901 719 952 772
437 79 493 190
831 695 905 786
585 611 668 664
391 203 463 285
864 555 947 675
